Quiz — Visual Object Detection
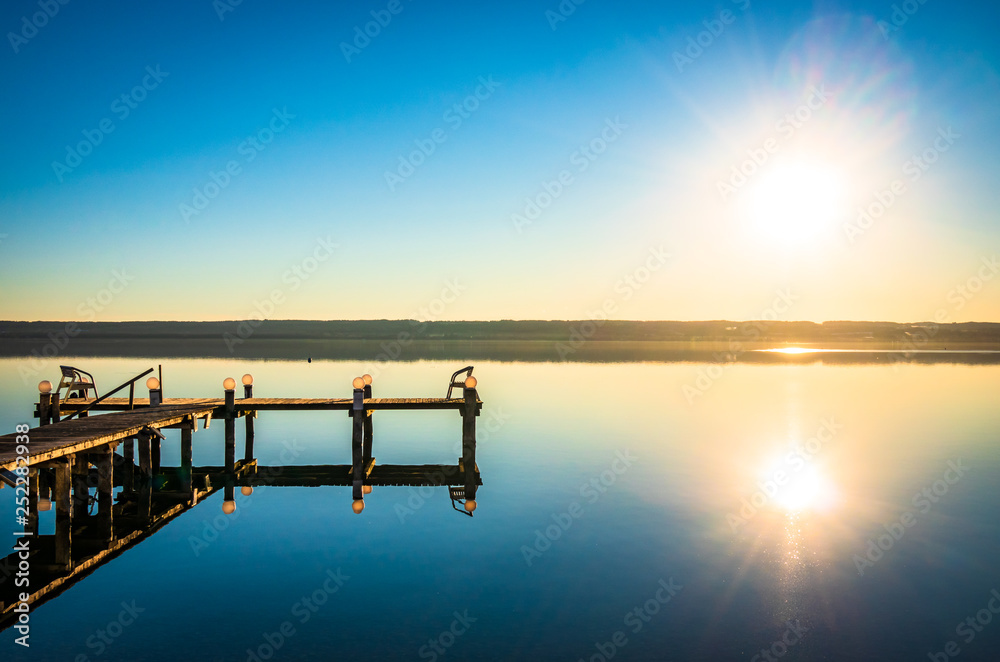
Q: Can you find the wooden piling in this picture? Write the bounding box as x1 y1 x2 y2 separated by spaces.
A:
363 383 373 468
151 435 161 476
462 386 478 501
137 430 152 483
50 392 61 424
137 430 152 522
72 455 89 517
225 390 236 474
38 392 51 427
27 467 39 536
54 459 72 569
181 425 193 495
96 445 114 542
122 436 135 492
244 382 255 462
352 386 364 500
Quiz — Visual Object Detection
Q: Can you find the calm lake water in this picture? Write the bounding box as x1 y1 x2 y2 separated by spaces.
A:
2 352 999 661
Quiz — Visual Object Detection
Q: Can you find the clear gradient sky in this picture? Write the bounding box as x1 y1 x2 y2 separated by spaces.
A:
1 0 998 322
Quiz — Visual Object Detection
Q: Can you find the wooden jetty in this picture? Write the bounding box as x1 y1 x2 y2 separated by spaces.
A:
0 366 484 631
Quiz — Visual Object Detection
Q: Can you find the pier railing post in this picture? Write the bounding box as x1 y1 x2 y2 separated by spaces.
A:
145 377 162 475
50 392 61 424
224 381 236 473
37 381 52 426
363 374 373 468
243 374 255 462
147 377 162 407
462 381 479 504
222 378 237 515
351 378 365 504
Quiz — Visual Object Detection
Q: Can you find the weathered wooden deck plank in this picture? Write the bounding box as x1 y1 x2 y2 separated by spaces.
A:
0 403 217 470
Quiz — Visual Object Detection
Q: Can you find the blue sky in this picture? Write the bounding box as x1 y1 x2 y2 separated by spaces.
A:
1 0 998 322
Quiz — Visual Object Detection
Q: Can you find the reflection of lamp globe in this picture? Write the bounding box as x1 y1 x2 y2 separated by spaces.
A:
362 374 372 385
146 377 159 390
352 377 365 389
222 499 236 514
38 497 52 512
241 486 253 496
352 499 365 514
464 500 477 513
242 374 253 386
465 376 477 389
362 485 372 494
223 377 236 391
38 380 52 394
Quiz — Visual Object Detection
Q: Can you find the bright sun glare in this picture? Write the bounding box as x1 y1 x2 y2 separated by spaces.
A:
773 467 838 513
743 160 848 245
763 347 817 354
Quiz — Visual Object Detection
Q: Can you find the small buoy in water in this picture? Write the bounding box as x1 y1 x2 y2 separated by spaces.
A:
352 499 365 514
222 499 236 514
362 485 372 494
241 485 253 496
464 500 477 513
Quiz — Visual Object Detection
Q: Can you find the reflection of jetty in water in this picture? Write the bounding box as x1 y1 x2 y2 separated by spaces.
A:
0 367 484 632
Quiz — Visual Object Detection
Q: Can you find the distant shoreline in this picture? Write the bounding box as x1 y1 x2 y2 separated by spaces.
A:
1 319 999 343
1 320 998 364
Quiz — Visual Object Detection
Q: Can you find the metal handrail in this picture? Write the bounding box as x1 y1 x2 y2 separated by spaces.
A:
60 368 155 422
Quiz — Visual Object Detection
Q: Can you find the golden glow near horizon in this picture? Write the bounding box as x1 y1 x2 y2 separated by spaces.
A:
762 347 820 354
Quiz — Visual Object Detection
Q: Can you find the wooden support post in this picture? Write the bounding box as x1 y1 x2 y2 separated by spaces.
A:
225 403 236 475
181 425 193 496
363 383 373 467
27 467 39 536
54 460 72 569
72 455 89 517
223 383 237 513
244 383 255 462
50 392 60 424
462 386 478 501
137 430 152 522
352 386 364 501
38 392 51 427
122 437 135 492
96 445 114 542
151 435 161 476
137 430 152 481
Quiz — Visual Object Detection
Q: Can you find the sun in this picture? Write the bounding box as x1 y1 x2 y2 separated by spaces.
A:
773 467 838 513
741 159 848 246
